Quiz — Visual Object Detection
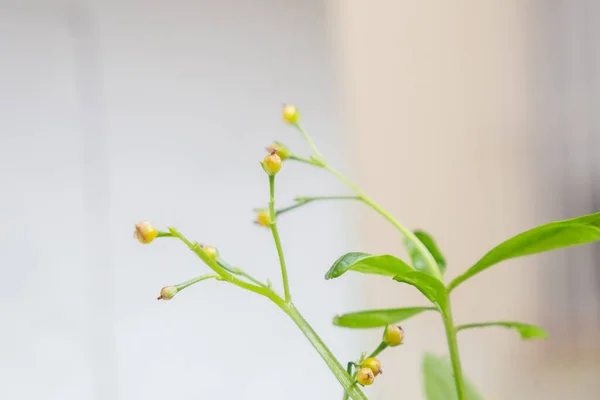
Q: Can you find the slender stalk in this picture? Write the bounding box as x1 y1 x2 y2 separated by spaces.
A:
216 258 268 288
289 154 316 165
342 362 355 400
166 229 277 300
159 231 269 289
441 300 467 400
175 274 218 291
294 195 361 203
281 302 367 400
366 342 388 359
293 122 324 159
161 230 365 398
276 195 361 217
268 175 291 302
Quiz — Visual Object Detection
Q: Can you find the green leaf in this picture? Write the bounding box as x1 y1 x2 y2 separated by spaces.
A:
423 353 484 400
457 321 548 340
449 212 600 291
325 252 413 280
393 270 448 310
405 230 447 274
333 307 436 329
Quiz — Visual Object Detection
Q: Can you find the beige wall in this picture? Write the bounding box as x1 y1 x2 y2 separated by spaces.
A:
330 1 599 399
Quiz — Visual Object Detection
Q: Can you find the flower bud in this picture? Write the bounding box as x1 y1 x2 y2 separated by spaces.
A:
282 104 299 124
202 245 219 260
383 325 404 347
361 357 382 376
263 152 282 175
134 221 158 244
266 142 291 160
255 209 271 227
356 368 375 386
157 286 178 300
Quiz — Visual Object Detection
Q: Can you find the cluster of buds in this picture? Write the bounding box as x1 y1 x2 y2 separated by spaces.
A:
356 357 382 386
355 325 403 387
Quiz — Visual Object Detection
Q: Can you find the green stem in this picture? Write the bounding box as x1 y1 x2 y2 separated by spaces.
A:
158 231 269 289
289 154 317 165
280 302 367 400
441 300 467 400
293 122 324 159
162 230 365 398
268 175 291 302
174 274 218 291
166 229 277 300
276 196 361 217
216 258 268 288
367 342 388 359
342 362 355 400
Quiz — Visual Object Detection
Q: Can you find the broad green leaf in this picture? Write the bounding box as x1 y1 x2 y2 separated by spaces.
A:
457 321 548 340
404 230 447 274
333 307 436 329
325 252 413 280
393 270 448 310
449 212 600 291
423 353 484 400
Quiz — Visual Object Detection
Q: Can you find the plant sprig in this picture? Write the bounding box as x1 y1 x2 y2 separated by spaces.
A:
134 104 600 400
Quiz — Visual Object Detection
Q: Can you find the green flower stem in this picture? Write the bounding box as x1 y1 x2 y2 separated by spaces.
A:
281 302 367 400
289 154 316 165
276 195 361 217
268 175 292 302
165 228 276 300
441 299 467 400
293 122 324 159
366 342 388 359
157 231 268 288
160 229 366 398
174 274 219 291
294 195 362 203
216 258 268 288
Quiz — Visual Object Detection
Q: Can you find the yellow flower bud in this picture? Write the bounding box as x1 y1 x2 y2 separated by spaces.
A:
361 357 382 376
266 142 291 160
282 104 299 124
356 368 375 386
255 210 271 227
157 286 178 300
134 221 158 244
202 245 219 260
383 325 404 347
263 152 282 175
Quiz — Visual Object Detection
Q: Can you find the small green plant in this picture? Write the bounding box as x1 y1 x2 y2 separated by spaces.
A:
135 105 600 399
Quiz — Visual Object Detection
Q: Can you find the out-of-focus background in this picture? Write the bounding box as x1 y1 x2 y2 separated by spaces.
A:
1 0 599 399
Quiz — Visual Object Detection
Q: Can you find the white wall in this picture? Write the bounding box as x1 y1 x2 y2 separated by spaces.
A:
0 1 366 399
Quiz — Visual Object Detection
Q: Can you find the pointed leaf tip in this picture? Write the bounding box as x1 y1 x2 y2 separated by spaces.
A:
325 252 413 280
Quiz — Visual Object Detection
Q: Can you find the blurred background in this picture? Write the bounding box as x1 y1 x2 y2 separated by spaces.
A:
1 0 599 399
